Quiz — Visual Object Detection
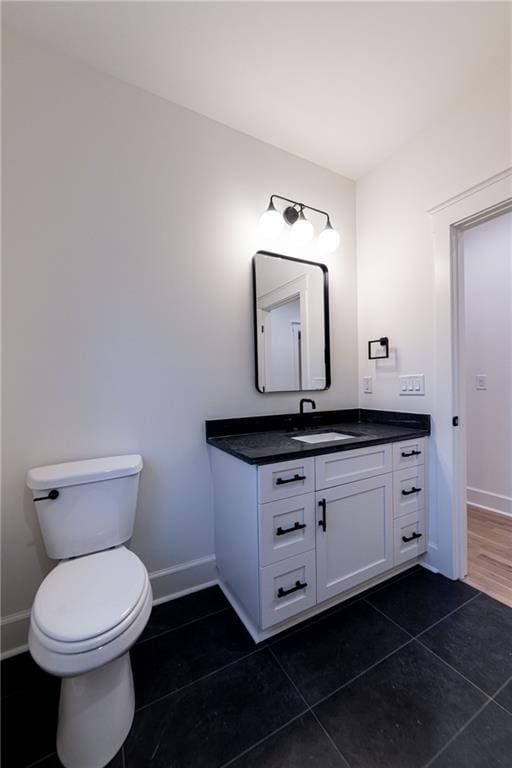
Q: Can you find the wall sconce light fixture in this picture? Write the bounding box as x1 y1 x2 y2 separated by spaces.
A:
259 194 341 253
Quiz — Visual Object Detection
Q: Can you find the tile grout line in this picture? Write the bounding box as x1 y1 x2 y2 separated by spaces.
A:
491 671 512 697
415 638 493 701
25 752 56 768
413 592 481 639
490 671 512 717
311 637 415 709
493 697 512 718
219 644 318 768
136 606 231 645
134 645 265 713
421 698 492 768
267 647 352 768
218 712 307 768
361 599 415 639
309 711 352 768
365 590 482 641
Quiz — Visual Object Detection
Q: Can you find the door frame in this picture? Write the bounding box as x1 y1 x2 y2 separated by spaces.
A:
429 167 512 579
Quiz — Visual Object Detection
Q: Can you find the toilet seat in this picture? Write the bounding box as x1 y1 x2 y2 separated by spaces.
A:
33 546 147 645
31 574 151 655
29 549 153 678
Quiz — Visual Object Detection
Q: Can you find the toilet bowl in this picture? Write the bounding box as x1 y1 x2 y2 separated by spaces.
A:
29 546 152 768
26 455 151 768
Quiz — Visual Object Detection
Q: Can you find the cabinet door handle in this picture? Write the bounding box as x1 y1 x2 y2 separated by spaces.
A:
276 522 307 536
402 486 422 496
275 474 306 486
277 580 308 599
402 531 423 543
318 498 327 532
401 450 421 457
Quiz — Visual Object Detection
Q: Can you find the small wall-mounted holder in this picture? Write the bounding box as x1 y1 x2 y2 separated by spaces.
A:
368 337 389 360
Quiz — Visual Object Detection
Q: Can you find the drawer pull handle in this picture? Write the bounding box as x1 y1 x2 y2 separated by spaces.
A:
276 522 307 536
275 474 306 486
402 531 423 543
277 580 308 599
401 449 421 457
318 498 327 532
402 486 422 496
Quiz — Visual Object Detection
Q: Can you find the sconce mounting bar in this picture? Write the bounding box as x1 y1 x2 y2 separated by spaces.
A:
270 194 332 224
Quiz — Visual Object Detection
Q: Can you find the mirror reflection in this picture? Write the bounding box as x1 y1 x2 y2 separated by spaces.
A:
253 251 330 393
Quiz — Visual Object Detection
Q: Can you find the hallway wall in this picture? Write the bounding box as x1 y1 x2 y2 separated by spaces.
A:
464 212 512 517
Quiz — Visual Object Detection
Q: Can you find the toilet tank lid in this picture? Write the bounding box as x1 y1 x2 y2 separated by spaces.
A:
26 454 143 490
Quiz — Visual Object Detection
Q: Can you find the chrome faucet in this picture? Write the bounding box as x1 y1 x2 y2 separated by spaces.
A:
299 398 316 415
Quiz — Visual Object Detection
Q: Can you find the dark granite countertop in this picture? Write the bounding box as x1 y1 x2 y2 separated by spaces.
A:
206 409 430 465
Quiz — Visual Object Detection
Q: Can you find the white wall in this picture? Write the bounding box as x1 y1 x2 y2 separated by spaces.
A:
356 69 511 567
357 73 510 413
464 212 512 517
1 29 357 647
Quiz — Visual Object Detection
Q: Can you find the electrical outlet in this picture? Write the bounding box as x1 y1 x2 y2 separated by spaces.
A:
363 376 373 394
399 374 425 395
475 374 487 390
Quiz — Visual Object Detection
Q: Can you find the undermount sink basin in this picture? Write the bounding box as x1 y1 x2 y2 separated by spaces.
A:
291 432 356 444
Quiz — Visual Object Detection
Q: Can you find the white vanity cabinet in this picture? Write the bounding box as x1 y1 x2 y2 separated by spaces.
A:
210 436 427 641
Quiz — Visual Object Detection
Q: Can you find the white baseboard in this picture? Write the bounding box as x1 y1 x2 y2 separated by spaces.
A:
420 562 439 574
1 610 31 659
149 554 217 603
467 487 512 518
1 554 217 660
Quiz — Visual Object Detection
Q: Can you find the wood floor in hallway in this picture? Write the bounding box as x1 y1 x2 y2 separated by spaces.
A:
464 505 512 607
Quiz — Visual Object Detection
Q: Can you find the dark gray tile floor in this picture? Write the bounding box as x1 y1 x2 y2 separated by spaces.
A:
2 569 512 768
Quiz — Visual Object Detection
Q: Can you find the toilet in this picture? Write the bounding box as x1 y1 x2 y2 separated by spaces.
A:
26 455 152 768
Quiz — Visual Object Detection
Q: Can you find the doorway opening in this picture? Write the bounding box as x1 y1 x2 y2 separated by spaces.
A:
458 210 512 605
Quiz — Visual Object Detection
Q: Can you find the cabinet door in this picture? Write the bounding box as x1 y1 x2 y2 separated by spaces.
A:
316 474 393 602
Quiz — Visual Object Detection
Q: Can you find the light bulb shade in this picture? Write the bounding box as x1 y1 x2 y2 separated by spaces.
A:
259 201 284 237
318 222 340 253
291 210 314 244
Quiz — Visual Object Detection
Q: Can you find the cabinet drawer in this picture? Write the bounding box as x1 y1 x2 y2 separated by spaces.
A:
394 510 426 565
393 438 425 470
259 494 316 567
258 457 315 504
260 550 316 629
393 466 425 518
315 444 392 490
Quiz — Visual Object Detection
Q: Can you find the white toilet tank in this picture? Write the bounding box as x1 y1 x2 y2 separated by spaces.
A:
26 455 143 559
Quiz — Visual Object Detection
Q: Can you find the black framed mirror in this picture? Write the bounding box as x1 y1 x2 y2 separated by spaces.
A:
253 251 331 393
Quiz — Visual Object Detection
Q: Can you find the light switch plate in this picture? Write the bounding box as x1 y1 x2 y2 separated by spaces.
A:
363 375 373 394
399 374 425 395
475 374 487 390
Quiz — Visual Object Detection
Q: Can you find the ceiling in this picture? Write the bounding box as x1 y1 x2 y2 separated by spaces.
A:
4 1 510 179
